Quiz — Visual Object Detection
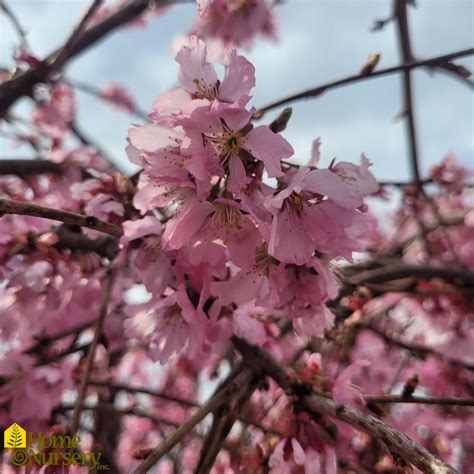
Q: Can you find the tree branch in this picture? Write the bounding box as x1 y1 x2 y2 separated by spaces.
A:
88 379 198 408
342 262 474 288
69 78 149 121
364 394 474 406
53 227 119 258
0 198 123 237
361 323 474 372
0 158 62 175
60 402 182 429
0 0 172 116
255 48 473 117
394 0 421 186
50 0 104 71
0 0 29 47
133 366 248 474
232 337 457 474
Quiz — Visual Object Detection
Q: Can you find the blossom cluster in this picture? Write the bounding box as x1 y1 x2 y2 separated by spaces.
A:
192 0 276 48
124 36 378 364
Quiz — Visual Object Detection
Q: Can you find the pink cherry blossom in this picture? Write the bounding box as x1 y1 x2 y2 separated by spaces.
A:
192 0 277 48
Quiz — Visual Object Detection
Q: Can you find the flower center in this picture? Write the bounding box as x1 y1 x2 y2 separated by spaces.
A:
254 245 276 273
232 0 254 15
162 303 181 327
283 192 306 215
211 130 243 164
209 204 244 231
192 78 219 100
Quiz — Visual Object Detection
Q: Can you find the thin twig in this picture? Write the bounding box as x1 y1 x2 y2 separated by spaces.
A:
69 120 122 172
394 0 421 187
37 342 91 366
133 368 248 474
69 78 149 121
195 376 259 474
0 0 29 47
362 323 474 372
0 198 123 237
364 395 474 406
88 377 280 436
68 268 115 435
88 379 198 408
25 320 96 355
49 0 104 71
255 47 473 117
60 402 181 429
379 178 431 187
342 262 474 288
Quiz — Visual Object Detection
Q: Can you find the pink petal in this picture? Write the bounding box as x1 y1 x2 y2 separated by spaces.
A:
211 270 267 305
218 49 256 102
163 200 214 249
268 439 285 467
333 359 370 404
213 101 252 131
233 307 267 345
268 208 314 265
244 126 293 177
121 216 162 245
304 169 363 209
324 446 337 474
332 155 379 197
151 88 191 118
291 438 306 465
309 137 321 166
129 124 183 152
228 155 247 194
176 36 218 97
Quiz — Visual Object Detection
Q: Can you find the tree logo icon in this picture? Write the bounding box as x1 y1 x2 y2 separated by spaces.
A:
4 423 26 448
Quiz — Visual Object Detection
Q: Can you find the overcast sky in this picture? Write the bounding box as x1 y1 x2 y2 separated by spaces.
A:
1 0 473 185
